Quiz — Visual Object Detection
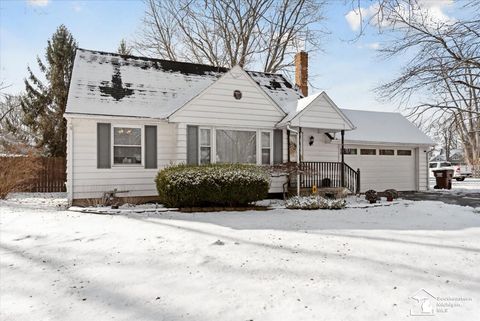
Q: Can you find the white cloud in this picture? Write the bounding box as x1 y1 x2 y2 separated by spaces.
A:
345 0 454 32
27 0 50 7
355 42 381 50
345 5 379 31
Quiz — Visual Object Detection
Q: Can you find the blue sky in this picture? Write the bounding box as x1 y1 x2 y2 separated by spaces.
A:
0 0 458 112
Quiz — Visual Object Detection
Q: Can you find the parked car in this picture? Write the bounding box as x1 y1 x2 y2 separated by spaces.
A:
429 161 472 181
452 164 473 181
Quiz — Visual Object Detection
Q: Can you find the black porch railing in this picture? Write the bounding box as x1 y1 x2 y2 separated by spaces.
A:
290 161 360 194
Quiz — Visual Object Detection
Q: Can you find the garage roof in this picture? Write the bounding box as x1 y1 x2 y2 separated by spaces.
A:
341 109 434 146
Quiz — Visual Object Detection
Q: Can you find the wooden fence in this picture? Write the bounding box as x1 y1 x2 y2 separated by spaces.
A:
34 157 67 192
1 157 66 193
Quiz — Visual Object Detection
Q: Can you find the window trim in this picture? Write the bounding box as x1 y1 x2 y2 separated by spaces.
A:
343 148 357 155
379 149 395 156
397 149 412 156
360 148 377 155
111 125 144 167
198 127 212 164
260 130 273 165
196 126 274 165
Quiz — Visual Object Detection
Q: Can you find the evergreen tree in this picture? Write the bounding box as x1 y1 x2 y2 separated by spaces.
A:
117 39 132 55
21 25 77 157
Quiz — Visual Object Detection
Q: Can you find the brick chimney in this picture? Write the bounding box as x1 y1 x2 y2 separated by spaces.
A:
295 51 308 97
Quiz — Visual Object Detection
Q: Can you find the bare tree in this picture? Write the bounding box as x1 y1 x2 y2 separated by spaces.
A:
135 0 325 73
347 0 480 166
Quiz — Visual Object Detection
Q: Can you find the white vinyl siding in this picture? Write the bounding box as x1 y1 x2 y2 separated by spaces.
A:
290 94 352 130
302 128 340 162
418 147 428 191
67 117 177 200
169 67 285 128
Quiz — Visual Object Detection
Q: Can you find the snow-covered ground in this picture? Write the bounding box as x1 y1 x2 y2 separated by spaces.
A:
1 194 479 321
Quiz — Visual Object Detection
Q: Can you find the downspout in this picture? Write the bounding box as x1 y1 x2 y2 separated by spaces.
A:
67 119 74 205
287 123 300 196
426 147 435 190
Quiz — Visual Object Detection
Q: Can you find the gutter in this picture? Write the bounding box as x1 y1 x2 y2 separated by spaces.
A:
287 123 300 196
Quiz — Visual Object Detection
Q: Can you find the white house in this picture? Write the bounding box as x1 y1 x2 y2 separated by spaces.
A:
64 49 434 204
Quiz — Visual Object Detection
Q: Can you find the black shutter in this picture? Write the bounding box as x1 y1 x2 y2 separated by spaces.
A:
145 125 157 169
97 123 111 168
273 129 283 164
186 125 198 165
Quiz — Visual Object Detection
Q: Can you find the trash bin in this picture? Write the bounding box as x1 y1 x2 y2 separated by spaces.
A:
432 169 454 189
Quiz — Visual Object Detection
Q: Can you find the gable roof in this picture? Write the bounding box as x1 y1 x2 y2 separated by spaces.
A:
168 65 287 120
65 48 301 118
278 91 355 130
341 109 434 145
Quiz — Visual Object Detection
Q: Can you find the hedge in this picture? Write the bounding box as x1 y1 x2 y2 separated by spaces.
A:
155 164 270 208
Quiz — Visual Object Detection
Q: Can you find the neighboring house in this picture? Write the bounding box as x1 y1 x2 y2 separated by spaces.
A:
430 148 465 164
64 49 434 204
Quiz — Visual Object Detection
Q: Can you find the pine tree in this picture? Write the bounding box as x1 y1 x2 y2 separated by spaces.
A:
21 25 77 157
117 39 132 56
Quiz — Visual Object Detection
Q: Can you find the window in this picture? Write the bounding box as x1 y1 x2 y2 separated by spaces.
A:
429 163 438 168
343 148 357 155
289 132 298 161
360 148 376 155
199 128 211 164
440 161 452 167
379 149 394 156
216 129 256 164
113 127 142 165
397 150 412 156
261 132 271 165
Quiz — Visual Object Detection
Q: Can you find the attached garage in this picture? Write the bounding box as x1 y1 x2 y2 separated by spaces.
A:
341 109 434 192
343 145 417 192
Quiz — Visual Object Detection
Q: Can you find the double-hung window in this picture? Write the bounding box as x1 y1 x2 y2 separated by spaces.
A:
261 131 272 165
113 126 142 165
199 128 211 164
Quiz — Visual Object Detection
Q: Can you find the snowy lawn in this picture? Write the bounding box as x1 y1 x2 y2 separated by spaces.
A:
1 194 479 321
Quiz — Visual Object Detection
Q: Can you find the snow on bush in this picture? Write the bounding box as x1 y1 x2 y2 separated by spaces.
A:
285 196 346 210
155 164 270 208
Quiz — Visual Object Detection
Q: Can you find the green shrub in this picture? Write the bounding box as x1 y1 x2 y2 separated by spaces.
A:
155 163 270 208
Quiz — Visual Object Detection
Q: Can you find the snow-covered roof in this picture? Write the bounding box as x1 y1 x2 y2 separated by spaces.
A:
65 49 301 118
279 92 323 124
341 109 434 145
247 71 302 113
277 92 355 131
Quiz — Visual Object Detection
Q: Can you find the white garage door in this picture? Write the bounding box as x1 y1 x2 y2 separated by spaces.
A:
344 146 416 192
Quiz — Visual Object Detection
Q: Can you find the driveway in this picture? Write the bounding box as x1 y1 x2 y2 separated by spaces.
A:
402 178 480 208
402 191 480 207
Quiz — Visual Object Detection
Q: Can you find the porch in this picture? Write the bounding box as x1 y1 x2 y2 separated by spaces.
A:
285 161 361 195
